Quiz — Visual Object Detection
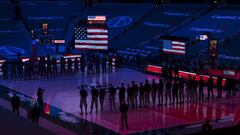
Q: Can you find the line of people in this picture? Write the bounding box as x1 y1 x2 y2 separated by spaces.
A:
79 76 238 114
1 53 118 80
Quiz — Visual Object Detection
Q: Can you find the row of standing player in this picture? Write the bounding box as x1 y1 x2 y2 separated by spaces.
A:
1 54 116 80
79 76 238 114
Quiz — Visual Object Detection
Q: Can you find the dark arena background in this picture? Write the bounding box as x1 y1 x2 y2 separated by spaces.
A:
0 0 240 135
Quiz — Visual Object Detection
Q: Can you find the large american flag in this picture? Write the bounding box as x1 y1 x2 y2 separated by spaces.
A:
163 40 186 55
74 25 108 50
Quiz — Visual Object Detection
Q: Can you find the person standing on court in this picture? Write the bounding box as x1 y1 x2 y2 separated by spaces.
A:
79 85 88 115
157 79 164 106
60 56 66 74
139 82 145 108
99 86 106 112
119 83 126 105
207 76 214 99
74 57 79 73
144 80 151 107
131 81 138 108
37 87 44 111
31 103 40 124
120 100 129 130
199 77 205 100
67 58 73 73
217 76 223 98
11 92 20 115
178 78 185 103
151 79 158 106
165 79 172 105
127 85 134 108
109 83 116 111
90 86 99 113
52 57 57 75
46 55 52 77
172 79 179 104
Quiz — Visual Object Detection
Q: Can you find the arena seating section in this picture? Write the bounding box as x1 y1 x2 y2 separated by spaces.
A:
0 2 31 58
110 4 208 49
171 8 240 56
0 1 240 63
21 1 84 39
85 3 153 39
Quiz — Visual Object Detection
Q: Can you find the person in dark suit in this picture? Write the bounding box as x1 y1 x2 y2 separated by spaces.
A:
11 92 20 115
37 87 44 111
31 103 40 124
120 100 129 130
79 85 88 115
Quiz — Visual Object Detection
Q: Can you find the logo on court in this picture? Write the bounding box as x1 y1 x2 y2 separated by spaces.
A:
0 46 25 56
107 16 133 28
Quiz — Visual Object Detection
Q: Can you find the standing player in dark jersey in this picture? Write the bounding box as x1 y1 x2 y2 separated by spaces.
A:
119 83 126 105
172 79 179 104
217 76 223 98
207 76 214 99
157 79 164 106
151 79 158 106
165 79 172 105
67 58 73 74
79 85 88 115
178 78 185 103
60 57 66 74
127 85 134 109
90 87 99 113
131 81 138 108
52 57 57 75
139 82 145 108
199 77 205 100
109 83 116 111
99 86 106 112
74 57 79 73
144 80 151 107
192 77 198 101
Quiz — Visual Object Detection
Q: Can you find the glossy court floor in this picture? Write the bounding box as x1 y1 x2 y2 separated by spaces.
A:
1 68 240 134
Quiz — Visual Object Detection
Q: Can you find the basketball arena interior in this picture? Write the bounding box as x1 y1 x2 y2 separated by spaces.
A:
0 0 240 135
